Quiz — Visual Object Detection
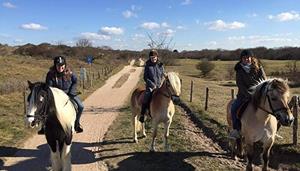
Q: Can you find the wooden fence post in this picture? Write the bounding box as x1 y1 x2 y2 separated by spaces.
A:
190 80 194 102
205 87 209 111
231 89 234 99
293 96 298 145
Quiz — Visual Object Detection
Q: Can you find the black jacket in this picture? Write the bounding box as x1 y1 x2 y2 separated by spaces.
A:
144 59 165 90
46 67 78 96
235 62 266 99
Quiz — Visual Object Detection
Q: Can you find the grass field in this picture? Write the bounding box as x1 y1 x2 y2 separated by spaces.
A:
169 59 300 169
100 59 300 170
0 55 126 148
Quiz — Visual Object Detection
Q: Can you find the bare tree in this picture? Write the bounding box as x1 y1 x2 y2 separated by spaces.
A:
146 32 176 65
76 38 92 47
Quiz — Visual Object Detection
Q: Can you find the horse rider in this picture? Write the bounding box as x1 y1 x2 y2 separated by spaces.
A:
38 56 84 134
229 49 267 139
139 49 165 123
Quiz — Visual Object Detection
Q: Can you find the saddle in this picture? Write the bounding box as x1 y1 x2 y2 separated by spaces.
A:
69 98 79 114
236 100 249 119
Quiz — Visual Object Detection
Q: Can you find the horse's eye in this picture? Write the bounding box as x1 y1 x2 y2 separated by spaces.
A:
271 97 277 101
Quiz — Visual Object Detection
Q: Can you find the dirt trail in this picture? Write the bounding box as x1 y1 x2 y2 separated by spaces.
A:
1 60 142 171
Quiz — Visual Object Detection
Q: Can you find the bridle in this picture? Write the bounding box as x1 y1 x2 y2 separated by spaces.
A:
26 87 49 125
257 84 289 119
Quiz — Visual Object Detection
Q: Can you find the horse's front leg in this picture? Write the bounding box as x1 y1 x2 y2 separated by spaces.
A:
245 143 254 171
164 120 171 152
61 143 72 171
132 115 138 143
150 122 158 152
262 138 274 171
142 122 147 138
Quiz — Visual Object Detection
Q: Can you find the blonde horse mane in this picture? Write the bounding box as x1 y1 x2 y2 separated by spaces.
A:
251 78 289 110
166 72 181 96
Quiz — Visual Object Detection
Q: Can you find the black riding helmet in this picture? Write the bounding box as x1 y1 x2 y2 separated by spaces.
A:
53 56 66 66
240 49 254 59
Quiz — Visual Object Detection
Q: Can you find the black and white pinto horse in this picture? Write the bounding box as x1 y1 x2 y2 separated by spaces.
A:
26 81 76 171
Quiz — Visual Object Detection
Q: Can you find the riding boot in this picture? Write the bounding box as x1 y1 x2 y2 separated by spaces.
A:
74 119 83 133
139 103 147 123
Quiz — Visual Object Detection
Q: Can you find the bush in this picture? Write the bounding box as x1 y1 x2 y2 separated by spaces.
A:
196 59 215 77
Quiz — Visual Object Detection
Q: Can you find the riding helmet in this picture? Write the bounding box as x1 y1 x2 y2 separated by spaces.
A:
149 49 158 57
240 49 254 59
53 56 66 66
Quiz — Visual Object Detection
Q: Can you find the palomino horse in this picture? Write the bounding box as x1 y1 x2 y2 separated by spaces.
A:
131 72 181 152
227 78 294 171
26 81 76 171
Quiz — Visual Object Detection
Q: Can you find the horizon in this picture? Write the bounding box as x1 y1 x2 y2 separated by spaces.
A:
1 0 300 51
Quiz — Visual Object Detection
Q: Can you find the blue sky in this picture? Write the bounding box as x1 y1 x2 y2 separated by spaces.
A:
1 0 300 51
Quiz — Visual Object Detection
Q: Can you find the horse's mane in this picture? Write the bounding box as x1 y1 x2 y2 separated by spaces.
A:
30 82 74 134
251 78 289 109
167 72 181 96
30 82 57 123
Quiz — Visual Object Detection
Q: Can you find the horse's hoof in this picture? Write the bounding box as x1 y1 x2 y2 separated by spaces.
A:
142 134 147 138
133 139 138 143
149 149 155 152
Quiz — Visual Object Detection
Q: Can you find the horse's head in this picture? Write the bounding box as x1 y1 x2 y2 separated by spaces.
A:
164 72 181 97
253 78 294 126
26 81 50 128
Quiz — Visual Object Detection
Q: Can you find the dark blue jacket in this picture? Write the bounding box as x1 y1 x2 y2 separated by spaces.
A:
144 59 165 90
46 67 78 96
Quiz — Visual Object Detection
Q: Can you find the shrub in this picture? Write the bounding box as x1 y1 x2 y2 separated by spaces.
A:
196 59 215 77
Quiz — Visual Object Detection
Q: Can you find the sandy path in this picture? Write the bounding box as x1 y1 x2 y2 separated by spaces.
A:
1 60 142 171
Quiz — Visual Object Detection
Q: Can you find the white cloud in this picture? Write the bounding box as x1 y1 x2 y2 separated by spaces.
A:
14 39 23 43
268 11 300 21
132 34 145 41
162 29 176 36
161 22 170 28
141 22 160 30
100 27 124 35
20 23 47 30
206 20 245 31
176 25 186 30
228 35 293 44
122 10 137 18
80 32 111 40
181 0 191 5
208 41 217 46
3 2 16 8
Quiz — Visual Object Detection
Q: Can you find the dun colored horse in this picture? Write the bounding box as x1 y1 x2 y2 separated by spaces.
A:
131 72 181 152
227 78 294 171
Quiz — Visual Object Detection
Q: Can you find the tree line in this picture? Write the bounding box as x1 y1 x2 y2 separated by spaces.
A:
178 47 300 60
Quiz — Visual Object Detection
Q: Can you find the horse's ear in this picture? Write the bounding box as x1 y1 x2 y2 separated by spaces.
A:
27 80 34 90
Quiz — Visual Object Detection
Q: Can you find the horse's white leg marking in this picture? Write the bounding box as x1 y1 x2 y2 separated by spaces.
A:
142 122 146 137
62 143 72 171
150 122 158 152
132 115 138 143
50 149 61 171
164 121 171 152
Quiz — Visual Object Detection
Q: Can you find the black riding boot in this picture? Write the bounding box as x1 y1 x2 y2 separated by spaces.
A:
74 119 83 133
139 103 148 123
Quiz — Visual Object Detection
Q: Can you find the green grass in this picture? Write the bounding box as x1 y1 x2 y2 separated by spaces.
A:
168 59 300 169
0 55 127 148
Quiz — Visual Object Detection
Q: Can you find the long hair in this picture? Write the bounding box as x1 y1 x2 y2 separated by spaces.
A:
251 57 261 73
